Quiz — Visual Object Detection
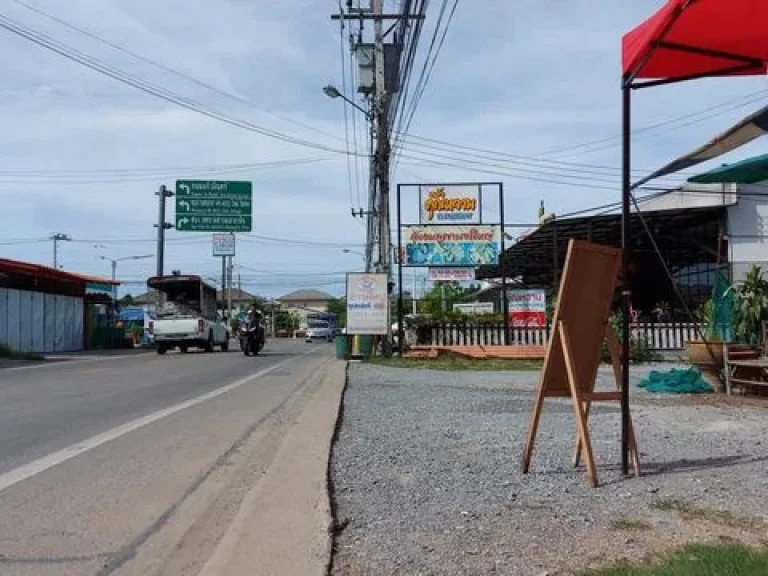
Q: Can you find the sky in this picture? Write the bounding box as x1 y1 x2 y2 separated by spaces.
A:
0 0 767 298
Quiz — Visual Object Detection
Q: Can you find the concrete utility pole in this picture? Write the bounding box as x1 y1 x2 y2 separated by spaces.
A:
372 0 395 356
50 233 71 269
227 256 233 322
154 185 174 278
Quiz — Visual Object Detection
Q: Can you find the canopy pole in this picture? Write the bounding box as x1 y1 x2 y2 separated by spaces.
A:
620 81 632 477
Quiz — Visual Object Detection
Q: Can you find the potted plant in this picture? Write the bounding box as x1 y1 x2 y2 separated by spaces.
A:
731 265 768 348
684 299 725 364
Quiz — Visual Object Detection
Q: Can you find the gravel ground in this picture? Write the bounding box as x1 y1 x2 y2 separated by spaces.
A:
330 363 768 576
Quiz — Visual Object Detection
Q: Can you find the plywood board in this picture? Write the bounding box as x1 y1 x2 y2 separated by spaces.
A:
542 240 621 397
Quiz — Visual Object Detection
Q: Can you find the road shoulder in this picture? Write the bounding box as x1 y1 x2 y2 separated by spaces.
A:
199 360 346 576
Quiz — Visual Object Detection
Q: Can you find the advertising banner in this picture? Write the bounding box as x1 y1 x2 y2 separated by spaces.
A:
402 225 500 267
453 302 494 315
419 185 480 224
346 273 389 335
427 267 476 282
212 233 236 257
508 289 547 327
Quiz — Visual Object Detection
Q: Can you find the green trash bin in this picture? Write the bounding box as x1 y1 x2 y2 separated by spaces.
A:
334 334 347 360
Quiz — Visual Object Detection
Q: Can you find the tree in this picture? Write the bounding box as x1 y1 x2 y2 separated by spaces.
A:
326 298 347 328
120 294 134 305
418 282 483 317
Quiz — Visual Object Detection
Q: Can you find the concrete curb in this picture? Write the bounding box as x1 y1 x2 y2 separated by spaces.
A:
198 360 347 576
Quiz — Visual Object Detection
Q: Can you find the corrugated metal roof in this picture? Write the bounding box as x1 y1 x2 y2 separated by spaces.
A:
0 258 119 286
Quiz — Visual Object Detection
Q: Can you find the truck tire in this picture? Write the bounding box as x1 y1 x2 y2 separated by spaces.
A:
179 345 188 354
221 334 230 352
204 332 214 353
156 344 167 355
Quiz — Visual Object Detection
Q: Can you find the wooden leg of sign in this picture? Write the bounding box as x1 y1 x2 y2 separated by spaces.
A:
606 327 641 477
573 401 592 469
573 326 641 477
522 323 558 474
560 321 598 488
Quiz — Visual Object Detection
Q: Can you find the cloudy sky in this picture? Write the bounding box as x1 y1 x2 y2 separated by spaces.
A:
0 0 767 298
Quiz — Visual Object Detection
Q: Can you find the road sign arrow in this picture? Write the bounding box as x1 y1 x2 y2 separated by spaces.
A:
178 217 189 228
179 183 191 195
178 199 191 212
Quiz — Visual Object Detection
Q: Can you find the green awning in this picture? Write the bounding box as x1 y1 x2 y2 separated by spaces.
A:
687 153 768 184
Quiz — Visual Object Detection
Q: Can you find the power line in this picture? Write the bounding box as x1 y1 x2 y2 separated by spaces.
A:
0 13 367 158
0 157 329 184
9 0 345 145
339 12 356 210
536 87 768 158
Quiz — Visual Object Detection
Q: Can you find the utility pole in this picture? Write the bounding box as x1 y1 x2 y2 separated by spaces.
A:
221 256 227 317
154 185 174 277
227 256 233 322
50 233 71 269
154 184 173 312
373 0 394 356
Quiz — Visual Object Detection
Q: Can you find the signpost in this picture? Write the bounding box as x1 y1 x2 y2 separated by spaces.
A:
175 180 252 232
212 234 236 257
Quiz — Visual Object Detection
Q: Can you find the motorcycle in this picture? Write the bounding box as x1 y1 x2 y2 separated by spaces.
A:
239 319 265 356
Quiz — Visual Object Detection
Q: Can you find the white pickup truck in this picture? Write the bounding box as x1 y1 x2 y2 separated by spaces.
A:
147 275 230 355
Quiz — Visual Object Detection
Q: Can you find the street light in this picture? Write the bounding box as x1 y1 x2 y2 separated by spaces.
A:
342 248 365 259
99 254 154 283
322 84 371 119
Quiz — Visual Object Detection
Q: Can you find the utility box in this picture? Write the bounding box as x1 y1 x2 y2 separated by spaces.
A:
355 43 403 94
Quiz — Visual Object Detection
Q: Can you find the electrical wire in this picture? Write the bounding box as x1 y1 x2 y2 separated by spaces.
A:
9 0 346 145
339 10 356 211
0 13 368 158
536 87 768 158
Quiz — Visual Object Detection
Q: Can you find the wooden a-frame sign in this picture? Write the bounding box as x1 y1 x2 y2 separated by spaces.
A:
521 239 640 488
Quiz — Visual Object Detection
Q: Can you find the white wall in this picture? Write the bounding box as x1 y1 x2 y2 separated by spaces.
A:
0 288 84 353
727 182 768 282
638 182 738 212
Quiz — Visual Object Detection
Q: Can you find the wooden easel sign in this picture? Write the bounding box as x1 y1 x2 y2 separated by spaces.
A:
521 239 640 488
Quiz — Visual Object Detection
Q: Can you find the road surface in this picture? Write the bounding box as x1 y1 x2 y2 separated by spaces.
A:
0 339 334 576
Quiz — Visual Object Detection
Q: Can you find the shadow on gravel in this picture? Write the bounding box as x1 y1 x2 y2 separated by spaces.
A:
640 454 768 476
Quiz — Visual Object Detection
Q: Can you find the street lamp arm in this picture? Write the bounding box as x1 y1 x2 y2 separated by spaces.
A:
322 85 371 119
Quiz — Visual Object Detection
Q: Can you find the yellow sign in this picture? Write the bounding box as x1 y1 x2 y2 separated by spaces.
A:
420 185 479 223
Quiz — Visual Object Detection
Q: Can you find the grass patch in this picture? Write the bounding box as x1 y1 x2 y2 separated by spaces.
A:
367 356 542 371
610 518 653 532
0 343 43 361
581 543 768 576
650 498 762 531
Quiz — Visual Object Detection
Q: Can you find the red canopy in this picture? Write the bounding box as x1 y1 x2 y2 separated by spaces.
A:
622 0 768 82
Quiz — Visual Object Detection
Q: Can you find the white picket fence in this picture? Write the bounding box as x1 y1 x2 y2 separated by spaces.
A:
424 322 701 350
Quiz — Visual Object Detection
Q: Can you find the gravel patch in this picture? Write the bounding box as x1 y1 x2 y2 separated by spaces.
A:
330 364 768 575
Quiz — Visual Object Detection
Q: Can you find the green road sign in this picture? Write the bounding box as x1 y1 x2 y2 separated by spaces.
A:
175 180 252 232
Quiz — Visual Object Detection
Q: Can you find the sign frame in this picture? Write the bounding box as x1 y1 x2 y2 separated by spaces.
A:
212 233 236 257
346 272 389 336
395 182 508 353
175 180 253 232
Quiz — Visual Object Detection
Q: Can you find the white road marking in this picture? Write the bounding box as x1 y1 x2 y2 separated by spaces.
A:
3 353 152 372
0 348 320 494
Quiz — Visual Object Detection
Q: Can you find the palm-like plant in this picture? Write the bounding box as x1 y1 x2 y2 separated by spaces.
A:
731 265 768 347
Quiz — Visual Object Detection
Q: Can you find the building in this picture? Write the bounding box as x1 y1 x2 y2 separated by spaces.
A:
0 258 120 353
277 289 335 327
477 157 768 321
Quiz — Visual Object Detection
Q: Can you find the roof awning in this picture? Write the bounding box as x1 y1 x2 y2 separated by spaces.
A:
622 0 768 83
687 153 768 184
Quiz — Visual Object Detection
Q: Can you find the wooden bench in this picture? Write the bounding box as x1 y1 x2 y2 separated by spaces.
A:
723 343 766 395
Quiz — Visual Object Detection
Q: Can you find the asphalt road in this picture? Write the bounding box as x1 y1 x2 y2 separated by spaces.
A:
0 339 333 576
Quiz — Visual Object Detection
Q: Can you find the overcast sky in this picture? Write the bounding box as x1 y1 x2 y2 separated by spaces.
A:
0 0 767 298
